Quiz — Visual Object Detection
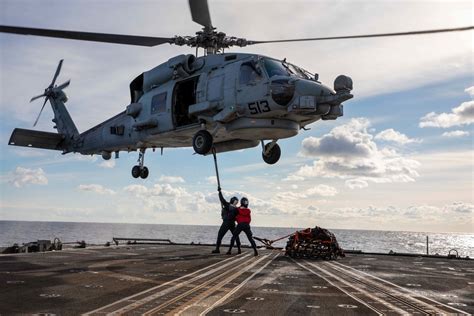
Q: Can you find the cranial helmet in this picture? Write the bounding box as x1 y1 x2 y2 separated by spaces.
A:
230 196 238 205
240 197 249 208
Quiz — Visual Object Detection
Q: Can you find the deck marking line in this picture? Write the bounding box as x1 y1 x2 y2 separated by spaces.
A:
142 254 268 315
84 253 249 315
294 260 384 315
167 254 273 315
332 261 471 315
117 254 253 314
199 253 279 316
305 261 402 314
326 262 449 315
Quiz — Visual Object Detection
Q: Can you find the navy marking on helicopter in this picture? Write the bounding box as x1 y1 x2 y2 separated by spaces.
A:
2 1 472 179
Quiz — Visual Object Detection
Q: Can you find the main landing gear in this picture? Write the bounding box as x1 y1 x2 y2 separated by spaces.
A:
131 148 149 179
262 140 281 165
193 130 213 155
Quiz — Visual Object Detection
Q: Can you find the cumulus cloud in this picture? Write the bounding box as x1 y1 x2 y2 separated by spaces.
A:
159 175 185 183
9 167 48 188
99 160 116 168
465 86 474 98
419 101 474 128
345 179 369 189
441 130 470 138
78 184 116 195
275 184 338 201
374 129 421 144
307 185 338 197
283 175 305 182
206 176 218 185
124 183 188 198
443 202 473 214
297 118 420 186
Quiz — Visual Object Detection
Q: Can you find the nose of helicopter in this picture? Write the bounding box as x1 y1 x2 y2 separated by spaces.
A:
290 76 353 119
294 78 334 98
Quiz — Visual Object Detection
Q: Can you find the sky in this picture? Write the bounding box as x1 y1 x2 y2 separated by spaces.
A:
0 0 473 233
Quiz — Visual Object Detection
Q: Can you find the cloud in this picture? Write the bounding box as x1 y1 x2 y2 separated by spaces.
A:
443 202 473 214
275 184 338 201
345 179 369 189
9 167 48 188
297 118 420 186
158 175 185 183
306 185 338 197
374 129 421 144
419 101 474 128
78 184 116 195
124 183 188 198
99 160 116 168
465 86 474 98
283 175 305 182
206 176 218 185
441 130 470 138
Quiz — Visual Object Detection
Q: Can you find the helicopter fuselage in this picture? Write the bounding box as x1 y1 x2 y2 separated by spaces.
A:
76 52 352 158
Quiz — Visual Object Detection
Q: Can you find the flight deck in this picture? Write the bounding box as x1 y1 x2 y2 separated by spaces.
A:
1 244 472 315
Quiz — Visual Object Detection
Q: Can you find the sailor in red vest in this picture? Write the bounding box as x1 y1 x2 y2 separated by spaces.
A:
227 197 258 256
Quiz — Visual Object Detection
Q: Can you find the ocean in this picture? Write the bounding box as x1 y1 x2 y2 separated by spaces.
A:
0 220 472 257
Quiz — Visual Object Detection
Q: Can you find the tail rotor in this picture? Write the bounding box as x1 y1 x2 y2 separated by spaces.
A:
30 59 70 127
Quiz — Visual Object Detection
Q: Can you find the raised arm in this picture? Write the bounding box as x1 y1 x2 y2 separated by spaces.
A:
218 189 229 208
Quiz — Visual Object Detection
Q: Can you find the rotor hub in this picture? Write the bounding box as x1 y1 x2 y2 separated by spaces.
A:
171 28 250 54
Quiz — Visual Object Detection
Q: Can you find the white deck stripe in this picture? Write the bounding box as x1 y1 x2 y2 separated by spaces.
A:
199 253 279 316
296 260 384 315
332 261 471 315
83 253 248 315
143 254 266 315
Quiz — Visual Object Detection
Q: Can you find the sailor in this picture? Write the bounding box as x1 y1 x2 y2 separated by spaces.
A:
227 197 258 256
212 188 241 254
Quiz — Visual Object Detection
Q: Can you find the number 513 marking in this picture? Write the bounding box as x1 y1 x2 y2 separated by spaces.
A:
248 100 271 114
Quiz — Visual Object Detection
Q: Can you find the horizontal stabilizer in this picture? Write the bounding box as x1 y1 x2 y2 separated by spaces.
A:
8 128 65 150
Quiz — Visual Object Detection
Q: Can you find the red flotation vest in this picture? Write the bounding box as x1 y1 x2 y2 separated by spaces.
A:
236 207 251 224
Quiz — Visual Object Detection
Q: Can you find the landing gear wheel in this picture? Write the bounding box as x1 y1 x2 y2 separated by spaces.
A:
140 166 149 179
132 165 141 178
193 130 213 155
262 143 281 164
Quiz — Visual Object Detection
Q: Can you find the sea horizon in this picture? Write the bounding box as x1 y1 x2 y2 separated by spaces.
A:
1 220 472 257
1 219 471 235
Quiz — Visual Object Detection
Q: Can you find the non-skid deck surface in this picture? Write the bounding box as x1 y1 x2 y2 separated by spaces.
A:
0 245 472 315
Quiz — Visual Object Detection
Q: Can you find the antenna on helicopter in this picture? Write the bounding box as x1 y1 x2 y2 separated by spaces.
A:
29 59 70 127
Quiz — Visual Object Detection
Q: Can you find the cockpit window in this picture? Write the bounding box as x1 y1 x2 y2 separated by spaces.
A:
263 58 291 78
239 62 262 85
287 64 311 79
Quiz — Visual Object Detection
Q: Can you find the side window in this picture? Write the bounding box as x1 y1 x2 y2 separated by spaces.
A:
239 62 261 85
151 92 167 114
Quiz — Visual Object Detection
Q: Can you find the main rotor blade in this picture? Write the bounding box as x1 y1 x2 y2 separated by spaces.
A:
56 80 70 90
189 0 213 29
33 97 48 127
0 25 173 47
248 26 474 45
30 94 46 103
51 59 63 87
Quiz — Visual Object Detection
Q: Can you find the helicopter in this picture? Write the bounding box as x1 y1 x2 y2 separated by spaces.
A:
2 0 472 179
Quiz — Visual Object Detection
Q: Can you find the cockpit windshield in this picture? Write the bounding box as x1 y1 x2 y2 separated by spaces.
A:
263 58 312 80
287 63 311 79
263 58 291 77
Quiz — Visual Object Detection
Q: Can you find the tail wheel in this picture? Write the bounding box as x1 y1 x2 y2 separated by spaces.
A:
262 143 281 164
193 130 213 155
131 165 141 178
140 166 149 179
